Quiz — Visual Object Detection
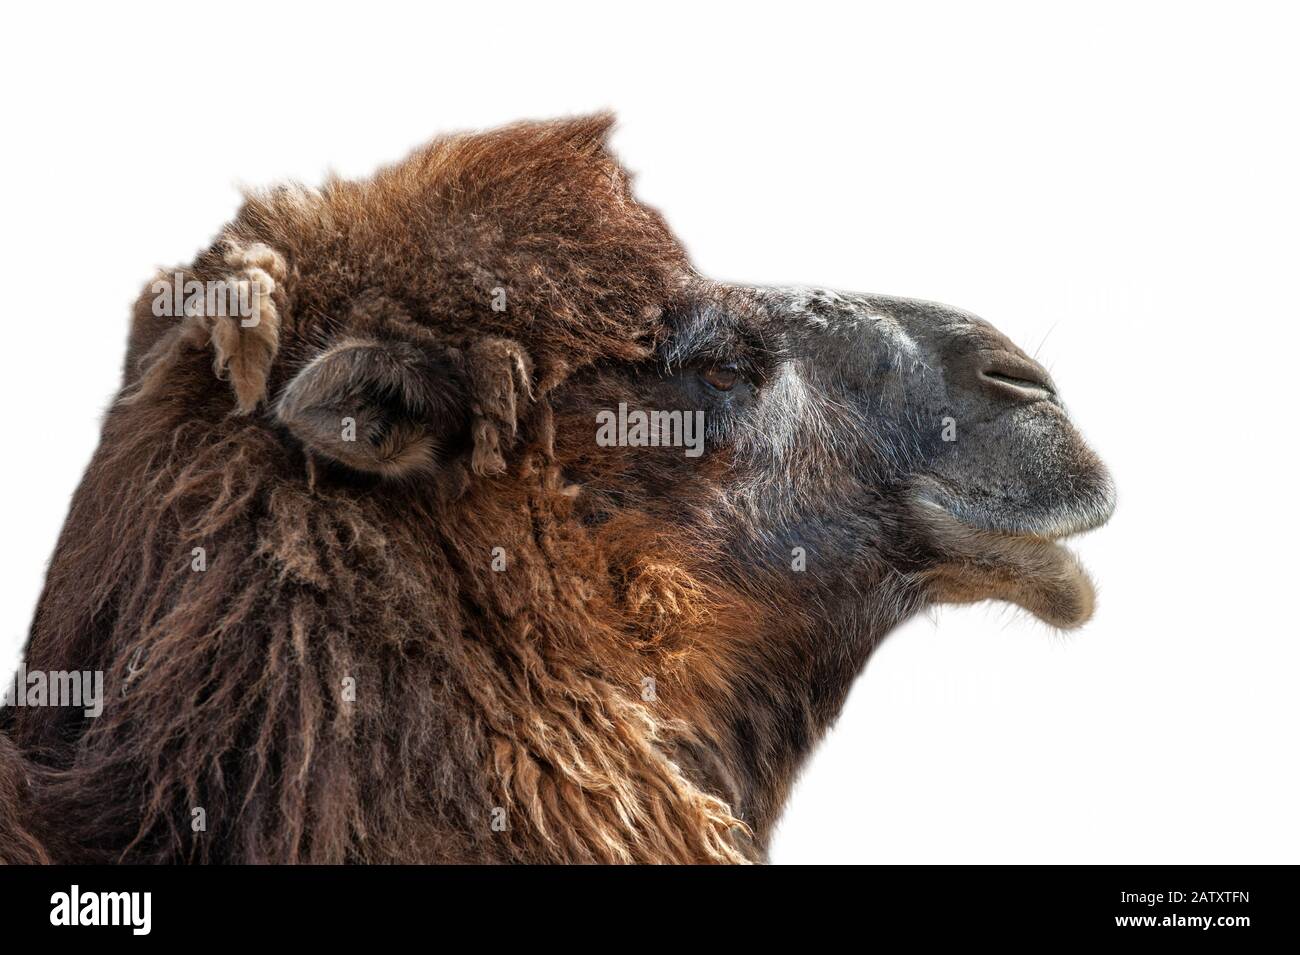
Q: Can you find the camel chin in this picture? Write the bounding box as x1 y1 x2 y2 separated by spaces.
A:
910 490 1108 630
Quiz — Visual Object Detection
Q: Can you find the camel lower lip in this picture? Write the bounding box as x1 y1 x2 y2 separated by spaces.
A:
911 490 1100 629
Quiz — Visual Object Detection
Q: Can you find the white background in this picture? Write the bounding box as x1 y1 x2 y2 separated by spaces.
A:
1 2 1296 864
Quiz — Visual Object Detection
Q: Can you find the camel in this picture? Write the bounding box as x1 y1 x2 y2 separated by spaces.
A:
0 114 1113 863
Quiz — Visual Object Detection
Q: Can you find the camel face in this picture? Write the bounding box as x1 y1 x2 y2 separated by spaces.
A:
554 281 1114 632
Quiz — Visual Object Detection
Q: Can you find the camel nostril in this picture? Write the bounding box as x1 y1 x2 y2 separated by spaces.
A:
980 365 1056 398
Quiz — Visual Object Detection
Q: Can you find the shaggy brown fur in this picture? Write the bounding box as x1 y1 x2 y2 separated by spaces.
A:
0 114 1112 863
3 115 754 863
0 735 47 863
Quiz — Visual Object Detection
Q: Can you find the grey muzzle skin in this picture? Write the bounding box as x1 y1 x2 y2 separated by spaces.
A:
677 282 1116 627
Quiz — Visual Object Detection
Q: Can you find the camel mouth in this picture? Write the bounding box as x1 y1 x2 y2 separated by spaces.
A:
910 473 1116 543
908 488 1110 629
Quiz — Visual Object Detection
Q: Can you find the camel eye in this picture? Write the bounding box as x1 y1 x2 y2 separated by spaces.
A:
700 365 738 392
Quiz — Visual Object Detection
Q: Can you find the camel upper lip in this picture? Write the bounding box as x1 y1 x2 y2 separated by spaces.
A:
980 369 1056 399
911 482 1116 541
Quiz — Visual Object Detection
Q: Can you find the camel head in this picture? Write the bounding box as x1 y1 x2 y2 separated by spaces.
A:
225 120 1115 845
552 281 1114 636
8 113 1114 862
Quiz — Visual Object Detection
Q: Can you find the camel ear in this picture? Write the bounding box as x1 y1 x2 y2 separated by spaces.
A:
275 338 465 478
